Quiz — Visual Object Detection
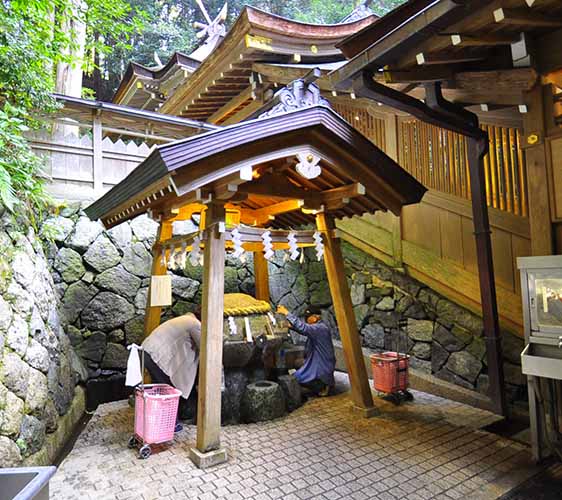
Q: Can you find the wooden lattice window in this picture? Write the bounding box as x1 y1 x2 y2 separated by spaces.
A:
332 103 386 150
398 119 528 217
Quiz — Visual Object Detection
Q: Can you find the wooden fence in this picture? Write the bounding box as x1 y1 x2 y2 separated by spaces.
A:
332 102 386 150
397 118 528 217
331 102 530 334
29 131 151 201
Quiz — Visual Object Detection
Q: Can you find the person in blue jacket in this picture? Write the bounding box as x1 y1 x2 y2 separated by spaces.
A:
277 305 336 396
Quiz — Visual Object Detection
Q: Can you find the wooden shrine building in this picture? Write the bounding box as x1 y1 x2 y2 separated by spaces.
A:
85 92 426 467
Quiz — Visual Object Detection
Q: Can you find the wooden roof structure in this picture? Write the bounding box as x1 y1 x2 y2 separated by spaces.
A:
113 53 201 111
114 6 376 123
332 0 562 108
325 0 562 417
85 89 427 458
50 94 218 140
85 102 426 230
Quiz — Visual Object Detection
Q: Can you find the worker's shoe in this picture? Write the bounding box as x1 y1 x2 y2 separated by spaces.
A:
318 385 330 397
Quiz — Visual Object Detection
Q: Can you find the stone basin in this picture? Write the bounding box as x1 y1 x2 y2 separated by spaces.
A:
222 341 255 368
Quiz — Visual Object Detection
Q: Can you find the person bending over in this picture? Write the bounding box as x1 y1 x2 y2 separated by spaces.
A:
277 305 336 396
142 312 200 430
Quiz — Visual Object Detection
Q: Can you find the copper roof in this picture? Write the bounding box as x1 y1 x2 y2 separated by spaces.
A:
85 105 425 229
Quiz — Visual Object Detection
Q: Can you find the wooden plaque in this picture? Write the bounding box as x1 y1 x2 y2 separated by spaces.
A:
150 275 172 307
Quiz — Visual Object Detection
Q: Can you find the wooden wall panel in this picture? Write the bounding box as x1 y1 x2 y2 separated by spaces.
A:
30 131 150 201
367 210 394 232
402 203 442 256
550 137 562 220
339 190 531 333
511 235 531 295
490 228 515 291
439 210 463 265
461 216 478 275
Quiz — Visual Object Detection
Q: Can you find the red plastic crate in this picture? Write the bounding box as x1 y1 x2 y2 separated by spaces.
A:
134 384 181 445
370 352 410 394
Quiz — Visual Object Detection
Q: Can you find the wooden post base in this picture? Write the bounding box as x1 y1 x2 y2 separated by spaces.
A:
352 404 379 419
189 447 228 469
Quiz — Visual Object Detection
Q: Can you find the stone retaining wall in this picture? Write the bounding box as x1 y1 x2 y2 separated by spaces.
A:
0 198 526 467
39 203 526 425
0 211 85 467
274 242 526 404
42 205 255 381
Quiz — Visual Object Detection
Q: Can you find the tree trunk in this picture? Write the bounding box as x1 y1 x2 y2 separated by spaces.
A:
55 0 87 136
55 0 87 97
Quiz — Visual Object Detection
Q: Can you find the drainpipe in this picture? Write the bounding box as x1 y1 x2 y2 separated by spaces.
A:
352 73 507 416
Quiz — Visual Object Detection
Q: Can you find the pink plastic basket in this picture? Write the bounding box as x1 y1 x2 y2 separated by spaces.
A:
134 384 182 444
371 352 410 394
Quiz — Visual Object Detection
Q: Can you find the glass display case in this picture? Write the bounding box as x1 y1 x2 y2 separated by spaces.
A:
528 270 562 334
518 255 562 463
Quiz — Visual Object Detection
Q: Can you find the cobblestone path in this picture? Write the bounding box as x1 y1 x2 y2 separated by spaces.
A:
51 376 539 500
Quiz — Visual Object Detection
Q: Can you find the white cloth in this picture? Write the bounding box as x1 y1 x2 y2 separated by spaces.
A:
142 314 201 399
125 344 142 387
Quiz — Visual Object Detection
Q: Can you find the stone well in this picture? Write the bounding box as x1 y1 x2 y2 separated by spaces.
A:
219 294 304 424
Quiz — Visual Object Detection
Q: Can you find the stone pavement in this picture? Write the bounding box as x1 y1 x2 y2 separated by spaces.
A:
51 374 539 500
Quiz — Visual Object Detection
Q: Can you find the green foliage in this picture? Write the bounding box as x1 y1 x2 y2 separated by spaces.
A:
0 0 138 219
0 1 61 218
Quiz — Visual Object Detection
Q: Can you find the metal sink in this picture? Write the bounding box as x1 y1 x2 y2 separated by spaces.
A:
0 466 56 500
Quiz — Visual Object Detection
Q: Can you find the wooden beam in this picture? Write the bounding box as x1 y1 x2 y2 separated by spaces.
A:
207 86 254 124
240 199 304 225
384 113 403 268
253 62 334 91
316 213 376 416
450 32 518 47
253 251 270 302
322 183 365 207
493 8 562 28
416 51 486 66
382 68 453 84
191 202 227 466
92 111 103 197
237 174 323 205
143 219 173 339
453 68 538 93
523 85 554 255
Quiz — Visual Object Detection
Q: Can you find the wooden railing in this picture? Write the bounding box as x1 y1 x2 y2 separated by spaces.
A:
397 118 528 217
332 102 386 150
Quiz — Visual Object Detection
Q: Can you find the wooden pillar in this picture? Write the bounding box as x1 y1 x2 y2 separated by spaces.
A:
143 219 173 339
316 213 376 416
467 137 507 417
190 202 227 468
253 251 270 302
384 113 403 268
523 85 554 256
92 110 103 198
